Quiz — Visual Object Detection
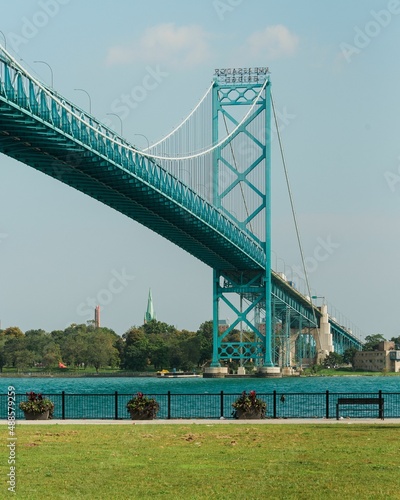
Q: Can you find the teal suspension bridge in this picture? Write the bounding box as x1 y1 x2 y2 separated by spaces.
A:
0 47 362 376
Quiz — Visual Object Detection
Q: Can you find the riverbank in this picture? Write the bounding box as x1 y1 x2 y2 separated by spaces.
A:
2 370 399 378
0 371 159 378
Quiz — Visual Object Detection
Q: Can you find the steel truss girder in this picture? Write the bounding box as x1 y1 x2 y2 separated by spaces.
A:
0 54 364 357
0 60 267 272
331 322 360 354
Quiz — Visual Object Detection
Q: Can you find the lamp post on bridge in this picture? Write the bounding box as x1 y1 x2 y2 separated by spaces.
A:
311 295 326 305
107 113 123 136
134 133 150 151
74 88 92 114
33 60 54 88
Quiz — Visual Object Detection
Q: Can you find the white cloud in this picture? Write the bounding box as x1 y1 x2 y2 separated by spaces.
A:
246 25 299 60
106 23 211 68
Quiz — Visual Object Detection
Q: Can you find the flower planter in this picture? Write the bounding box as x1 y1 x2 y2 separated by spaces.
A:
232 391 266 419
128 411 154 420
126 393 159 420
23 410 50 420
235 409 264 419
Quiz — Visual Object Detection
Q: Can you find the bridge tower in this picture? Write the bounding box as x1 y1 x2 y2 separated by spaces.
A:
206 67 280 377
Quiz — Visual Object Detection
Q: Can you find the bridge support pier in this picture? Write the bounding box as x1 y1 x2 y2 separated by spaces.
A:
315 304 333 362
203 366 228 378
257 366 282 378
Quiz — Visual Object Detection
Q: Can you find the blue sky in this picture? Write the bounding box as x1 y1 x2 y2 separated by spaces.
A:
1 0 400 339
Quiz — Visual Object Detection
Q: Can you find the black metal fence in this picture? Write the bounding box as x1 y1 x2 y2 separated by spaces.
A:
2 391 400 420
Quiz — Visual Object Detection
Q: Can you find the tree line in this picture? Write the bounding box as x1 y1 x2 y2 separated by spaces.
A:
0 320 214 373
1 322 395 374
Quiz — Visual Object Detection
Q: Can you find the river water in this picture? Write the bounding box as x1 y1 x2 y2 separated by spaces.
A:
2 375 399 395
3 376 399 419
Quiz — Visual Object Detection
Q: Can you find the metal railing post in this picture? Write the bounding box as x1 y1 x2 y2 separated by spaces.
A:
61 391 65 420
115 391 118 420
379 390 383 420
167 391 171 419
273 390 277 418
220 391 224 418
326 390 330 419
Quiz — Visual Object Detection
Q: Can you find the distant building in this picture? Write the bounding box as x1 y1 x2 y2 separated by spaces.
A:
218 319 230 333
354 341 400 372
144 289 156 324
94 305 100 328
257 323 266 335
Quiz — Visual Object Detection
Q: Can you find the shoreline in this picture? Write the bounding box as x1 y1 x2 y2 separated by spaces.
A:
0 372 399 379
0 372 160 378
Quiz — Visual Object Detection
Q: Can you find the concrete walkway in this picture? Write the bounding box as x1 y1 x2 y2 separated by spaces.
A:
3 418 400 425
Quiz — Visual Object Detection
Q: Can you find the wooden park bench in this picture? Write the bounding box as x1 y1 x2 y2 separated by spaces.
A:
336 397 384 420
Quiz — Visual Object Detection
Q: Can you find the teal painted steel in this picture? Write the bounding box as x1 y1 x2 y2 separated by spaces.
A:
0 59 264 272
264 81 273 367
211 71 278 368
0 52 363 359
330 321 361 353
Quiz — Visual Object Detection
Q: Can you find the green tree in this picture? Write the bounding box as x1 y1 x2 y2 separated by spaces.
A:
363 334 386 351
322 352 343 368
142 320 176 336
390 335 400 349
122 328 150 371
149 336 170 370
3 336 27 368
25 329 50 360
3 326 24 339
168 330 199 371
42 342 62 368
343 347 358 367
0 335 7 372
57 324 95 366
50 329 65 344
86 331 120 372
196 320 213 366
14 349 37 371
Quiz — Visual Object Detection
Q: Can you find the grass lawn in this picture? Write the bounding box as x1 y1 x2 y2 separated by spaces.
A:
1 424 399 499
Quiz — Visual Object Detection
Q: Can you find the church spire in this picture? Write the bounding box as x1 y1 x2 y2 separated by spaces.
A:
144 288 156 323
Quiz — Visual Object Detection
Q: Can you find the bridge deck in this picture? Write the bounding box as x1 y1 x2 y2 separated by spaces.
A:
0 52 363 350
